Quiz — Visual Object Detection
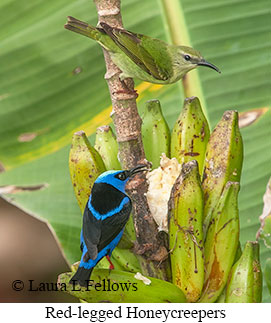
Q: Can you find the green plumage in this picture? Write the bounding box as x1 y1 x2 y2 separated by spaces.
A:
65 16 220 84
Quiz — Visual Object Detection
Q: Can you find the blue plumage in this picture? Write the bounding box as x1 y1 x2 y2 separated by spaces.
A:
88 196 130 221
70 165 147 287
79 228 124 269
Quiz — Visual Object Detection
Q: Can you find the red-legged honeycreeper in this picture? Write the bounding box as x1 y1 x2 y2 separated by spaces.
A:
64 17 220 84
70 165 148 287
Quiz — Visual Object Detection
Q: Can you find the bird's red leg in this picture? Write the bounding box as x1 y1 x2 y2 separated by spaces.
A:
106 255 115 270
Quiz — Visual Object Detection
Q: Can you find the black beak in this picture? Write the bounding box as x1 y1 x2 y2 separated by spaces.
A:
197 60 221 73
129 164 149 177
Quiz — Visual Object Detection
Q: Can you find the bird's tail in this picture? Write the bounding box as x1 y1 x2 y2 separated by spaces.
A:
69 266 93 288
64 16 101 41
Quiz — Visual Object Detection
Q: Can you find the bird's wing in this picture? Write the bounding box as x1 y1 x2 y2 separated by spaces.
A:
98 201 132 253
100 23 170 81
82 206 101 260
80 241 84 252
138 35 173 81
82 199 132 261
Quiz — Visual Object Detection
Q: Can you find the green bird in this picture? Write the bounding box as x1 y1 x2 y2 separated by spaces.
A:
65 16 220 85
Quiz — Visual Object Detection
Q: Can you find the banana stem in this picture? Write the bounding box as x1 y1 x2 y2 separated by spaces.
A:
93 0 170 280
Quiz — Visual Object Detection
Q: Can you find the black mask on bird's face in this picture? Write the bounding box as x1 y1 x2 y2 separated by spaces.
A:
109 164 149 193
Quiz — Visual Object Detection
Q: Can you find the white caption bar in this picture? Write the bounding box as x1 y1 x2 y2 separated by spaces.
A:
1 303 268 322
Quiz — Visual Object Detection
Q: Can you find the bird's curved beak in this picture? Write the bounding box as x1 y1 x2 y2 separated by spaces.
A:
197 60 221 73
129 164 149 177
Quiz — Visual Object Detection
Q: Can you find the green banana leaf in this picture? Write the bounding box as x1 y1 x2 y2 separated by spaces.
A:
0 0 270 302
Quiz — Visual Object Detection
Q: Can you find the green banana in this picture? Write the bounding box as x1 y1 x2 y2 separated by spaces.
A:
58 268 187 303
215 288 226 303
111 248 141 273
225 241 262 302
94 125 121 170
216 241 242 302
250 242 262 302
69 130 106 213
264 258 271 297
234 241 243 263
202 110 243 234
168 160 204 302
141 99 170 169
171 96 210 177
199 181 240 303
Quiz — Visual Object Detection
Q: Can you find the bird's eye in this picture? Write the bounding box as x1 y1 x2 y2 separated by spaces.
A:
116 172 126 181
184 55 191 61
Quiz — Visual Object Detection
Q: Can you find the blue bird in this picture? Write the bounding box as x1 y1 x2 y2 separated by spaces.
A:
70 164 147 287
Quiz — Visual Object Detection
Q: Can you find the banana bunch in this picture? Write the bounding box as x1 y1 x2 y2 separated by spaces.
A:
62 96 262 303
142 96 261 303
